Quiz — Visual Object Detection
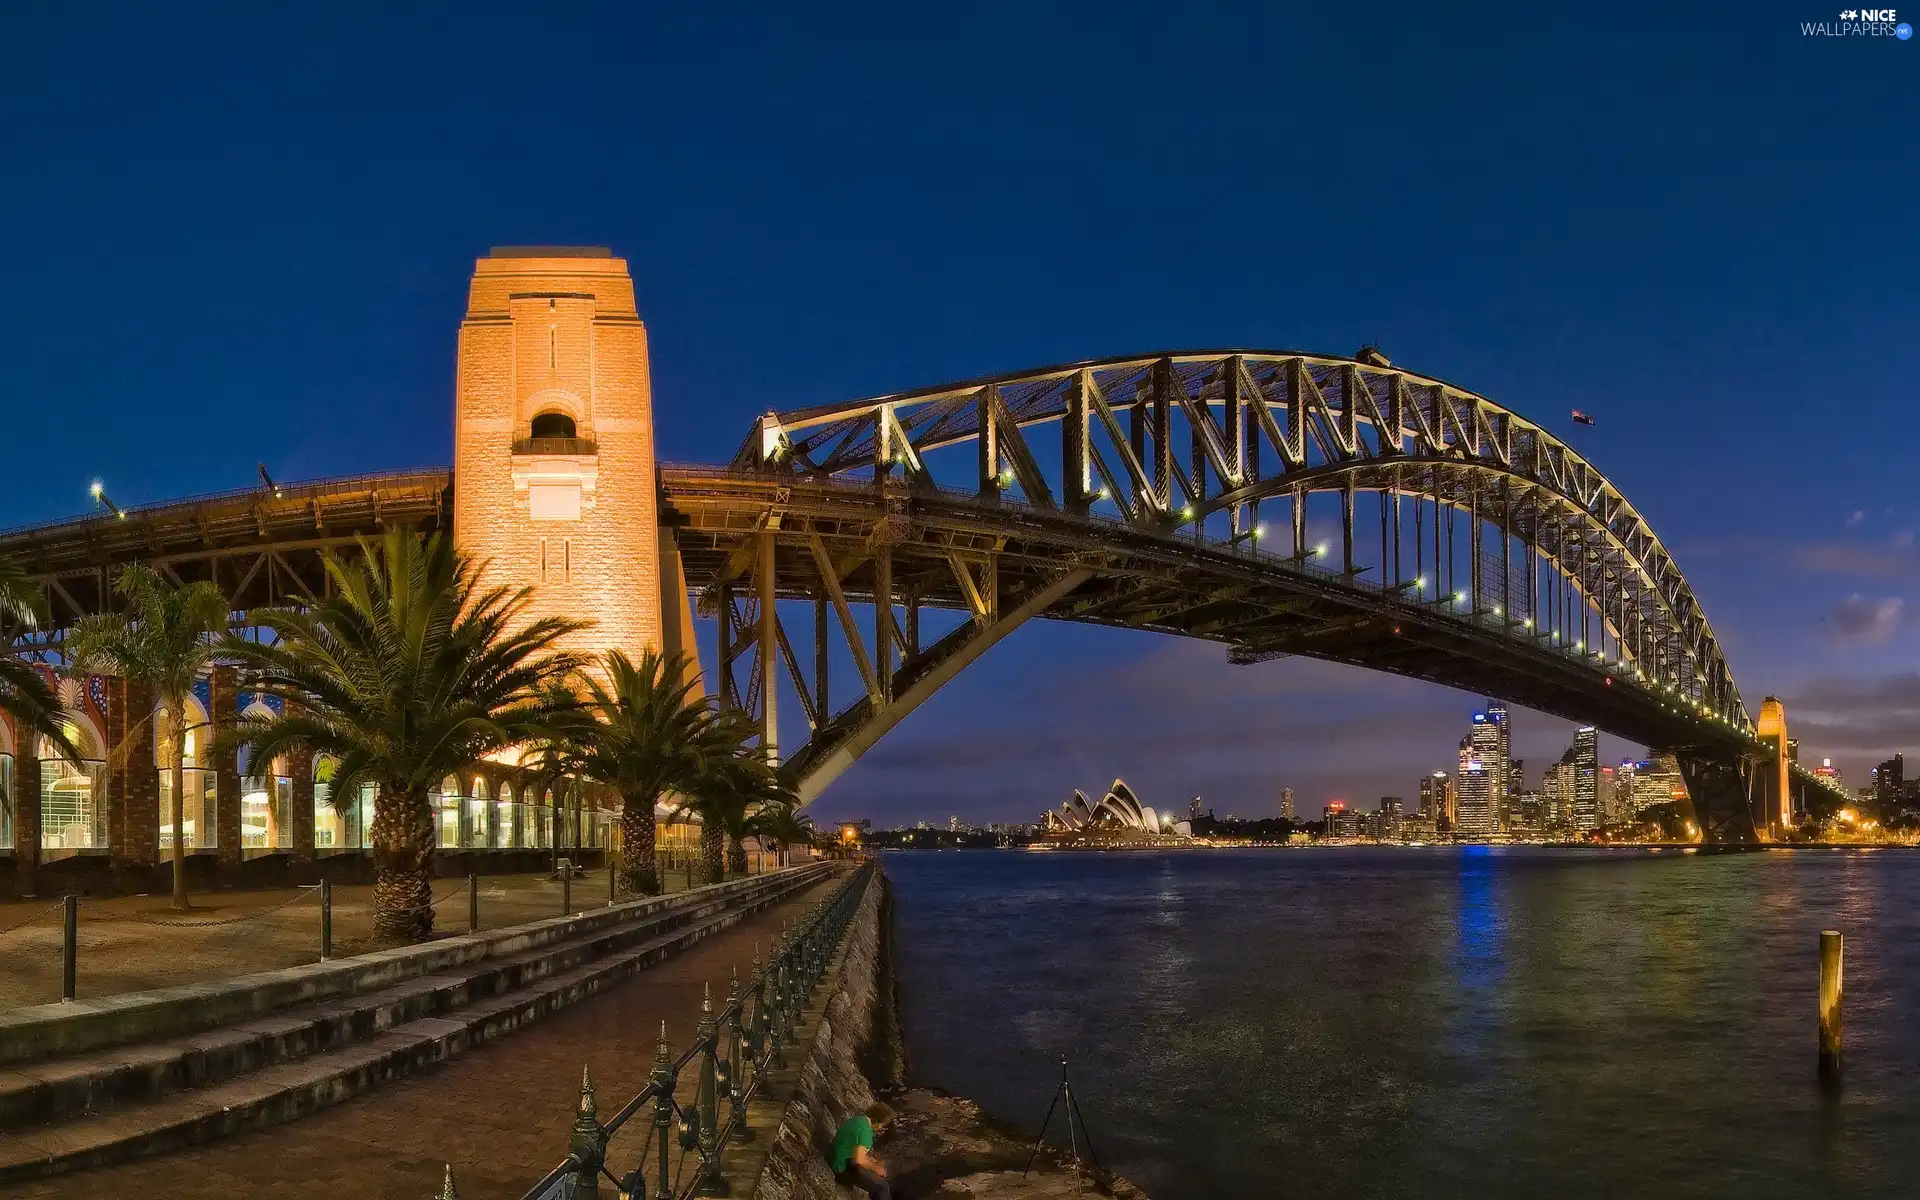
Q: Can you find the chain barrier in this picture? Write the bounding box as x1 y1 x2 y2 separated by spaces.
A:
0 898 69 941
74 885 320 930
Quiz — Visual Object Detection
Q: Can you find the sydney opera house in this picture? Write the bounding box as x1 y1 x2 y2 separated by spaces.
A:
1040 780 1192 844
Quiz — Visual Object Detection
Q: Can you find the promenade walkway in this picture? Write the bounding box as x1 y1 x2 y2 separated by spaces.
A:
0 865 732 1011
0 876 833 1200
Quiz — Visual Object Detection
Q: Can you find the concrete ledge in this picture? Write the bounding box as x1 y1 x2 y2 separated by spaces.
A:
0 864 831 1067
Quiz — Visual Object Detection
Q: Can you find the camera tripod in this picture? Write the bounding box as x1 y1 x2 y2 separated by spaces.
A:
1024 1057 1103 1176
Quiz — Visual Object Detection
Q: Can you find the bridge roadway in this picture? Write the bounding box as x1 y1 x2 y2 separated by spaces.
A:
2 875 834 1200
0 461 1827 840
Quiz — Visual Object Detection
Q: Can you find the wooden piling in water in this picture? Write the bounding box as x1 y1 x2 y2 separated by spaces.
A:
1819 929 1844 1084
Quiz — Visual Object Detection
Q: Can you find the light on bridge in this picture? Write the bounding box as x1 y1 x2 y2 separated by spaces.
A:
1096 487 1111 501
1181 505 1195 520
1254 524 1267 539
1316 543 1329 557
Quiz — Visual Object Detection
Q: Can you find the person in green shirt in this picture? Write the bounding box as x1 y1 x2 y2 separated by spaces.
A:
829 1101 893 1199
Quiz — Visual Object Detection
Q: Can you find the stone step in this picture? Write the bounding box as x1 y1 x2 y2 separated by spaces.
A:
0 867 824 1134
0 865 825 1182
0 863 829 1068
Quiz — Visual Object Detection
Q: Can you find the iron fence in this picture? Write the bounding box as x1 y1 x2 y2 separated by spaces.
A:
495 860 875 1200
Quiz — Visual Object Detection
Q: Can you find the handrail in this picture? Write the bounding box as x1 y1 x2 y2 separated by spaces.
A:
514 860 876 1200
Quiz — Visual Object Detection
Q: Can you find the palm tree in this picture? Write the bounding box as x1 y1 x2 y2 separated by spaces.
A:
677 713 792 883
568 649 714 896
752 801 816 869
222 529 587 943
68 568 228 910
0 563 81 768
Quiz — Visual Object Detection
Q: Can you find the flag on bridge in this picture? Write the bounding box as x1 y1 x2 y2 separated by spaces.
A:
1571 410 1596 426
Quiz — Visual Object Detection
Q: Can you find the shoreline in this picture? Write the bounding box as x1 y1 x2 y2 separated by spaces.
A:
752 863 1151 1200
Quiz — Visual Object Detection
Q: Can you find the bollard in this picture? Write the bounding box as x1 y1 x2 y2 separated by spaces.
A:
608 856 617 906
1819 929 1844 1085
468 873 479 934
61 895 77 1002
320 878 333 960
563 867 572 916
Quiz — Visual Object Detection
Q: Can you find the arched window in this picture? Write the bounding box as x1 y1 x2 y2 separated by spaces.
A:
530 411 577 439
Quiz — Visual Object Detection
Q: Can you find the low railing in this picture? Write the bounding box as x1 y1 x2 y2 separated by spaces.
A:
513 437 599 456
505 860 875 1200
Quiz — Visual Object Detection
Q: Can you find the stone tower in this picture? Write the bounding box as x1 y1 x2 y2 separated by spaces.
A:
452 247 661 667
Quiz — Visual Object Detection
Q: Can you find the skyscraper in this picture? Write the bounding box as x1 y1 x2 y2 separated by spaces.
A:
1571 727 1599 831
1419 772 1455 831
1280 787 1296 822
1455 702 1509 836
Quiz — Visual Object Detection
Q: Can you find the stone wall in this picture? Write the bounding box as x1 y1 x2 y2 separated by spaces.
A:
750 869 904 1200
749 867 1148 1200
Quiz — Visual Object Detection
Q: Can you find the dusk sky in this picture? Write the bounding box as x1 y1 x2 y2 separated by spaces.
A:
3 3 1915 825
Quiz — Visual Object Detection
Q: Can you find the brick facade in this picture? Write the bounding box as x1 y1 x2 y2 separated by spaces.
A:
13 752 39 897
107 677 160 874
451 249 663 669
211 665 242 867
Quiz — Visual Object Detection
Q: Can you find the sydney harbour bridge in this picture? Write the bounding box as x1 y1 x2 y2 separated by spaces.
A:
0 252 1845 855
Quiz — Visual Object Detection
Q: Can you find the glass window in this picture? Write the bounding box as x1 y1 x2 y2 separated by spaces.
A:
158 768 215 850
436 776 462 849
42 756 106 852
0 753 13 850
242 774 292 850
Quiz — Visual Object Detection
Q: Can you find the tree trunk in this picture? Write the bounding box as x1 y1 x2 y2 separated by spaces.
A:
167 699 189 910
697 821 724 886
620 791 661 895
371 784 435 943
726 835 747 876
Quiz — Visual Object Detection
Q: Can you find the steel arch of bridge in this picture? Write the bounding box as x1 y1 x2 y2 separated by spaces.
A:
739 351 1743 722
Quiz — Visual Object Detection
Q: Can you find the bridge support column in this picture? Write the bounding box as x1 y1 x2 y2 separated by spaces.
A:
1674 753 1761 845
756 532 778 765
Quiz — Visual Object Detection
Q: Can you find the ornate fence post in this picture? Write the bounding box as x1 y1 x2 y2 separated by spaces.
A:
747 946 766 1071
439 1164 461 1199
569 1067 605 1199
651 1022 676 1200
768 933 790 1069
694 982 728 1195
724 966 751 1142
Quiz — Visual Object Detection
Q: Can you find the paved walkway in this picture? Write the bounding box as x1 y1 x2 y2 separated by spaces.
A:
1 875 832 1199
0 865 768 1011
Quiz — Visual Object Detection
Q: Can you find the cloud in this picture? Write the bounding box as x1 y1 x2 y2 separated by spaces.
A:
1895 530 1914 549
1846 510 1867 529
1825 594 1906 645
1778 672 1920 760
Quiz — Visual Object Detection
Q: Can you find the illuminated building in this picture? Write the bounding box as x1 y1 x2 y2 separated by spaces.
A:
1419 772 1455 831
1455 702 1508 836
1280 786 1296 822
1041 780 1185 836
1571 727 1599 832
1542 756 1575 831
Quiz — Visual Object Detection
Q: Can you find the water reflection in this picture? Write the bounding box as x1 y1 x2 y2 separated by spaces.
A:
886 847 1920 1200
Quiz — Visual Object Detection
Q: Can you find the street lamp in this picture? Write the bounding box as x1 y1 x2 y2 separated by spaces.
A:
91 481 125 519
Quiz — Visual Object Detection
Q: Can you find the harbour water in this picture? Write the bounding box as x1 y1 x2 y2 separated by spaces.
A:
886 846 1920 1199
